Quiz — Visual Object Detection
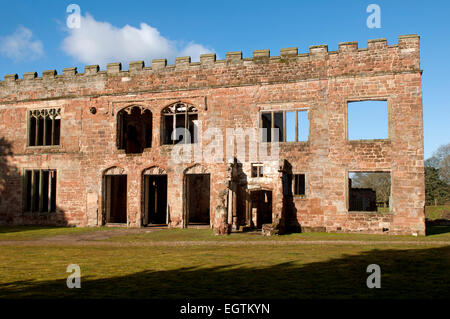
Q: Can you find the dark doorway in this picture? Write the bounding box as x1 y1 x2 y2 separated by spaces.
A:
186 174 210 225
250 190 272 229
104 175 127 224
143 175 168 225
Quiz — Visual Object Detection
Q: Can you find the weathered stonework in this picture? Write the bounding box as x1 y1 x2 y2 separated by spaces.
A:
0 35 425 235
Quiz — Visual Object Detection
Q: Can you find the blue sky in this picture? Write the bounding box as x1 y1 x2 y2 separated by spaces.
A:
0 0 448 158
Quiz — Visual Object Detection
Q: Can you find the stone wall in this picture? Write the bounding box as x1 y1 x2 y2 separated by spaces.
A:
0 35 425 235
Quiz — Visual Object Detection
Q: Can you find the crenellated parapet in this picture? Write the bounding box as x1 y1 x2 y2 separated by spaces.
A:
0 35 420 102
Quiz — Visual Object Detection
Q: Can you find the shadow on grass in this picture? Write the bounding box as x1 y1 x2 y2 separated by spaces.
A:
426 225 450 236
1 246 449 299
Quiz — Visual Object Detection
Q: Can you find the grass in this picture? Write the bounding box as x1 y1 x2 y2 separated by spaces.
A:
0 226 106 241
0 225 449 299
425 205 450 220
1 225 449 242
377 206 390 213
107 227 450 242
0 243 448 299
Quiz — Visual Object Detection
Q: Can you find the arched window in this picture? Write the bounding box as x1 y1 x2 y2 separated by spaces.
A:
28 108 61 146
161 102 198 145
117 106 152 154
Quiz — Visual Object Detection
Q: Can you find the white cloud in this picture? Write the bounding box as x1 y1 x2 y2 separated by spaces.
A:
62 14 213 67
0 26 44 62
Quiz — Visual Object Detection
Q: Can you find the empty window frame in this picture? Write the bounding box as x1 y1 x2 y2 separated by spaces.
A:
28 109 61 146
117 106 152 154
347 100 388 140
261 109 309 142
293 174 306 196
251 163 264 177
282 173 306 197
162 102 198 145
348 171 391 212
24 169 57 213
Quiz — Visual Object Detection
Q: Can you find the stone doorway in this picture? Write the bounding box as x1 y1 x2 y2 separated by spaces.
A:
103 168 127 224
249 190 272 229
186 173 211 225
143 174 168 225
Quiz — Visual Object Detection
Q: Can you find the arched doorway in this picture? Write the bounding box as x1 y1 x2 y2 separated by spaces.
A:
142 166 168 226
102 166 127 224
184 164 210 227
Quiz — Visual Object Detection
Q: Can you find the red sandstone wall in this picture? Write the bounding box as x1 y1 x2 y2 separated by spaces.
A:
0 35 425 235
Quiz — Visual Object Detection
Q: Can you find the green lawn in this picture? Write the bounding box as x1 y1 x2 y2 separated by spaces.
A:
107 227 450 242
0 225 449 299
425 205 450 220
0 243 448 299
0 226 106 241
0 225 449 242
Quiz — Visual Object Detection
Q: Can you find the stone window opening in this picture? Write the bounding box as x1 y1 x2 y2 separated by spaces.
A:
117 106 152 154
347 100 389 140
348 171 391 212
293 174 306 196
161 102 198 145
261 109 309 142
23 169 57 213
283 173 306 197
251 163 264 177
27 108 61 146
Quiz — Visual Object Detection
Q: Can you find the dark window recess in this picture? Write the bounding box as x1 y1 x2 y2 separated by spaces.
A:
24 169 56 213
162 102 198 145
261 112 272 142
163 115 173 145
251 163 264 177
117 106 152 154
261 110 309 142
28 108 61 146
273 112 284 142
293 174 305 196
282 173 293 196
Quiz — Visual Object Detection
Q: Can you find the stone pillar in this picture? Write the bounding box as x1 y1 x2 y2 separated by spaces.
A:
86 192 98 226
213 206 230 235
231 182 238 230
227 188 233 224
273 161 288 234
251 207 258 228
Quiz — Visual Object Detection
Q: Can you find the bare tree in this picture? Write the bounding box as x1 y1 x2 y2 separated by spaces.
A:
425 142 450 183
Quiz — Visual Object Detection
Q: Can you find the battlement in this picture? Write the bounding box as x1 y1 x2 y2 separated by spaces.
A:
1 35 419 81
0 35 420 102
